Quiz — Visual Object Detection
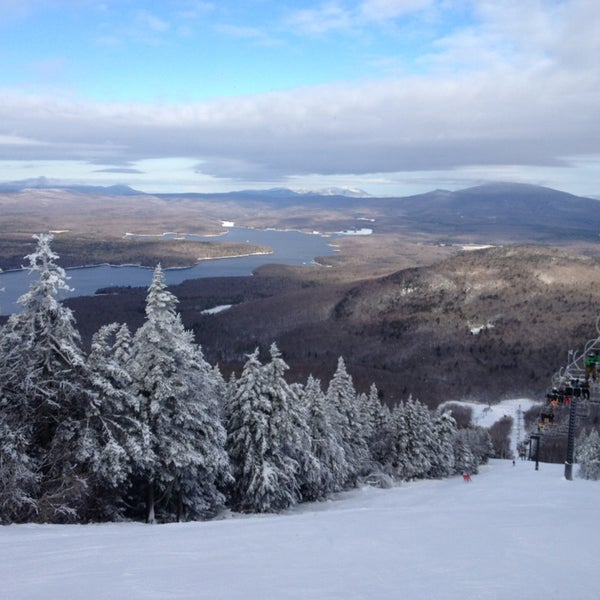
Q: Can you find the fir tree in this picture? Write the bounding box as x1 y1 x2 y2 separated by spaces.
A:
0 234 99 521
460 426 494 469
226 349 292 512
0 379 38 522
263 344 319 503
326 357 369 486
226 346 315 513
301 375 348 499
577 430 600 480
369 401 395 468
392 397 436 480
363 384 380 442
429 411 457 478
361 383 391 464
453 429 480 475
83 323 147 519
129 265 231 522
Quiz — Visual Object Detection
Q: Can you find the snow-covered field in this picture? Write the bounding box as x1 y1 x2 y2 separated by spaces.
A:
441 398 542 455
2 459 598 600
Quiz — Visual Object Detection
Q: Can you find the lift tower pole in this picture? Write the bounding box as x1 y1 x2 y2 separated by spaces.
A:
564 396 578 481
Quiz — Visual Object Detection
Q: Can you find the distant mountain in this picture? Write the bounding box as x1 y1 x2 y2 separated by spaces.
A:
365 182 600 242
221 186 371 198
157 186 371 201
65 244 600 407
2 178 599 244
0 177 143 196
293 187 371 198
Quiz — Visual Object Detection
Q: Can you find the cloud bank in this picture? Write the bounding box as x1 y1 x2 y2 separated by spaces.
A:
0 0 598 195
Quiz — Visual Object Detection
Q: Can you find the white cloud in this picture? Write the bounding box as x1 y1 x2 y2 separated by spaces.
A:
285 2 354 35
1 59 597 181
134 9 170 33
0 1 599 196
358 0 433 21
285 0 434 35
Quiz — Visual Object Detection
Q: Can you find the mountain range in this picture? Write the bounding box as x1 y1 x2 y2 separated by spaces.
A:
2 179 600 406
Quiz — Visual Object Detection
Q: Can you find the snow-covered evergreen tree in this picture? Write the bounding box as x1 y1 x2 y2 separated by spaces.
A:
0 358 38 523
0 234 100 521
391 397 436 480
83 323 147 519
577 430 600 480
262 344 320 503
129 265 231 522
357 392 374 448
301 375 348 500
360 383 391 464
0 314 38 522
460 426 494 469
210 364 229 420
326 357 369 486
429 411 457 478
176 344 232 521
453 429 480 475
226 349 294 512
226 345 318 513
369 401 394 467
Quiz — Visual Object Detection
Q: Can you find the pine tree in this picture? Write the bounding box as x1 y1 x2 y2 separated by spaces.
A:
460 426 494 470
453 429 479 475
0 270 36 521
0 234 99 521
301 375 348 499
429 411 457 478
326 357 369 486
360 383 388 462
392 397 436 480
83 323 147 519
226 349 296 512
365 385 381 439
262 344 319 504
129 265 231 522
226 345 317 513
0 360 38 522
577 430 600 480
370 401 394 467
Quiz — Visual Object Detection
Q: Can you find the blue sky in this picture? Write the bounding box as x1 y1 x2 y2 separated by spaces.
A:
0 0 599 196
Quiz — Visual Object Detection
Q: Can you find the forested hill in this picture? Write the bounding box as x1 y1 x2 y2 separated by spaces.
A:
1 182 599 267
349 182 600 242
3 180 600 405
67 244 600 407
0 234 488 525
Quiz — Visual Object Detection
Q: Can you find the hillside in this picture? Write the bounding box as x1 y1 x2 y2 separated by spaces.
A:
190 245 600 405
367 182 600 242
3 459 599 600
1 182 600 271
4 181 600 405
65 244 600 408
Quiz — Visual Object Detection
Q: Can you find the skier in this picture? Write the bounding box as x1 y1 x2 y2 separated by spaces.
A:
585 352 599 382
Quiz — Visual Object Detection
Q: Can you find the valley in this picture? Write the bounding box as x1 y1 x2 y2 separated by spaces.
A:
2 181 600 409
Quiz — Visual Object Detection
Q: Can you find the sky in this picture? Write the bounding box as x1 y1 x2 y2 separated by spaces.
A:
3 457 600 599
0 0 599 196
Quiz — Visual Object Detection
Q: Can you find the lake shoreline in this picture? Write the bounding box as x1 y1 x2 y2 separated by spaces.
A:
0 227 340 315
1 248 276 274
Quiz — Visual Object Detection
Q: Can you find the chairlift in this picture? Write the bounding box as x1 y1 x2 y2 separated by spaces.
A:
549 318 600 404
536 317 600 436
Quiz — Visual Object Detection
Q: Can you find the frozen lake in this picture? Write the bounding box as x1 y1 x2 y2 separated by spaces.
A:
0 228 338 315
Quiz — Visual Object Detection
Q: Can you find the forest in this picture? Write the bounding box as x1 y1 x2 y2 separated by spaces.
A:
0 234 501 525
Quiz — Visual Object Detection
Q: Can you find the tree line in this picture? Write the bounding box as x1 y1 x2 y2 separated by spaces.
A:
0 234 493 524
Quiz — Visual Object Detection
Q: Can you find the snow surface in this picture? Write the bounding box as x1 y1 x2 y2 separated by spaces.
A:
441 398 542 456
2 459 598 600
334 228 373 236
200 304 232 315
